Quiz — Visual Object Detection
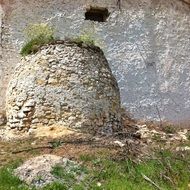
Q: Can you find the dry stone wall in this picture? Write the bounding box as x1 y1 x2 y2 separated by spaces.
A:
6 42 122 134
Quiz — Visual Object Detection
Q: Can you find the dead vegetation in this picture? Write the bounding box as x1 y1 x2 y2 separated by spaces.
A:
0 117 189 165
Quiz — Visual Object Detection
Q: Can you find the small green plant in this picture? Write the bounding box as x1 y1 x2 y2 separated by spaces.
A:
20 23 55 56
73 33 95 46
188 134 190 141
42 182 67 190
163 125 176 134
24 23 54 40
51 164 77 188
152 133 165 142
79 154 97 162
49 140 62 149
52 165 74 180
33 175 45 186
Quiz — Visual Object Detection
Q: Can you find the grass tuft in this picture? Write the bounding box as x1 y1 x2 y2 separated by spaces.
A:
20 23 55 56
20 36 54 56
72 33 95 46
0 160 28 190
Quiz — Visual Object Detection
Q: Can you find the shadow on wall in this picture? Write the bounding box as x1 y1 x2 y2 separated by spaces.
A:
0 111 6 126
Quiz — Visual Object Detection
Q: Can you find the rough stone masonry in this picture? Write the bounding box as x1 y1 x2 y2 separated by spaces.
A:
1 0 190 124
6 41 122 134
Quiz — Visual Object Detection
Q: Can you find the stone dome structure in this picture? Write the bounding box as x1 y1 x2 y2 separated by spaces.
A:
6 41 122 135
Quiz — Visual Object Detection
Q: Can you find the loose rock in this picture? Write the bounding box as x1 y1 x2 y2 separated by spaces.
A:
14 154 84 188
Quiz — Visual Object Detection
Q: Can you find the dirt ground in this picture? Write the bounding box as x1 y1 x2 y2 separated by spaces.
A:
0 120 189 167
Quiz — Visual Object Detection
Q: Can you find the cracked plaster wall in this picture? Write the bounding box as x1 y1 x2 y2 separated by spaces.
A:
0 0 190 123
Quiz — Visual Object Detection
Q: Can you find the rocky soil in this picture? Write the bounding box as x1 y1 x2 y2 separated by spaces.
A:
1 120 189 179
14 154 84 188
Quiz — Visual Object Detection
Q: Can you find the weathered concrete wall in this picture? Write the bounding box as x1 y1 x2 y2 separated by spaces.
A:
1 0 190 123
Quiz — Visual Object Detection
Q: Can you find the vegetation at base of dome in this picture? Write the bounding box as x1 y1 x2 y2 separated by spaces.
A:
20 23 55 56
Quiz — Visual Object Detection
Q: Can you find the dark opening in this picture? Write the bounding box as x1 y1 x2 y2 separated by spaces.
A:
85 7 110 22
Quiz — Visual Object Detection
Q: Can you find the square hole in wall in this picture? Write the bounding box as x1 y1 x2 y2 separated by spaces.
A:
85 7 110 22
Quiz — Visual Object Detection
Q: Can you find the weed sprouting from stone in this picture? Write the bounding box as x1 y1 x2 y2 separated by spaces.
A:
20 23 55 56
73 33 95 46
